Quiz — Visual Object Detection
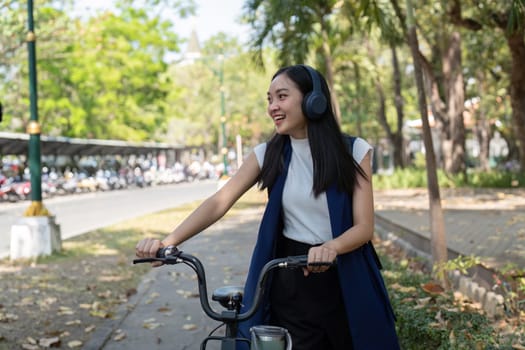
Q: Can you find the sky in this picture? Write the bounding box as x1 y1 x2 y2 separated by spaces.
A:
73 0 249 44
177 0 248 42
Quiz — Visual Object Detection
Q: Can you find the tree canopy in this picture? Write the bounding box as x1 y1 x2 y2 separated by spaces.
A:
0 0 524 172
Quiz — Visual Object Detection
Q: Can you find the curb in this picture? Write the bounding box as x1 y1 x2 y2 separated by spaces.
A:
81 268 160 350
374 213 505 318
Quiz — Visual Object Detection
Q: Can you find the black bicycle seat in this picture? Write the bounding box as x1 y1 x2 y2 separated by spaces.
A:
212 286 244 310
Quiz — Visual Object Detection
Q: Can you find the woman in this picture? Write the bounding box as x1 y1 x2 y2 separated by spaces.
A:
136 65 400 349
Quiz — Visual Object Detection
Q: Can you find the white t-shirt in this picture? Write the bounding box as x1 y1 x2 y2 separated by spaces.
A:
253 136 373 244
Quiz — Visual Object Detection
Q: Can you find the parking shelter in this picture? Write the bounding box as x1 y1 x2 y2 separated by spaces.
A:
0 131 192 168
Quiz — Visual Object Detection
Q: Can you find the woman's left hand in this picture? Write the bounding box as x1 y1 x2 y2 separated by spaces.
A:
304 244 337 276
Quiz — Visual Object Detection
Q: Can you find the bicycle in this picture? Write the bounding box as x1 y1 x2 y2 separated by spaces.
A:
133 246 332 350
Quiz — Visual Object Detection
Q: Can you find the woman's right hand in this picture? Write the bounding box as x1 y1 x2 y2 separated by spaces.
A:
136 238 164 267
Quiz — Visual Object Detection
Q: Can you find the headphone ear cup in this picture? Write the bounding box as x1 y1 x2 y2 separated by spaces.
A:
302 90 327 120
301 65 328 120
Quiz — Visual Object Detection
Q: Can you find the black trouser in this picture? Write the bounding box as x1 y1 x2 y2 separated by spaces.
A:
269 237 353 350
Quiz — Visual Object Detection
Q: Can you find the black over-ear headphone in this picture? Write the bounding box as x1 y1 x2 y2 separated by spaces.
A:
301 65 328 120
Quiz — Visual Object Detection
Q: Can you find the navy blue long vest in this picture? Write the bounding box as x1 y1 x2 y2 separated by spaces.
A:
238 137 400 349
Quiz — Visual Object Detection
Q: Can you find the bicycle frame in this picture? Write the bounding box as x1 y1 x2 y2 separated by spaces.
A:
134 247 328 349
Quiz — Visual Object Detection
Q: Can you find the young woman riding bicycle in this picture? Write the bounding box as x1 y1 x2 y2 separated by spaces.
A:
135 64 400 350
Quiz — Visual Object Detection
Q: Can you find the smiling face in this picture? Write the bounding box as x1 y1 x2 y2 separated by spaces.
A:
267 73 308 139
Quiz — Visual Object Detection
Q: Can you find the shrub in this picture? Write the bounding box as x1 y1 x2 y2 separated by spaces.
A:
374 168 524 190
379 256 503 349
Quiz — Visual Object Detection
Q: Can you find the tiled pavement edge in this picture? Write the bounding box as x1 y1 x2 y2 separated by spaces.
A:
374 188 525 318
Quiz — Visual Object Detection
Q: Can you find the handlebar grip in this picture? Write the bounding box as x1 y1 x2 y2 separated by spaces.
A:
133 246 180 264
280 255 334 268
133 257 158 264
308 261 334 267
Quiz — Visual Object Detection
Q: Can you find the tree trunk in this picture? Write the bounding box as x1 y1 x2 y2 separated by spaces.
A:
405 0 448 284
415 34 468 174
442 31 466 175
391 44 406 168
475 72 491 171
320 23 341 124
506 31 525 171
353 63 364 136
475 115 491 171
368 40 405 168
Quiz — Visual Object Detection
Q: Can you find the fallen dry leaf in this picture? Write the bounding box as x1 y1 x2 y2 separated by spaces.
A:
67 340 83 348
126 288 137 298
390 283 417 293
157 306 172 313
18 297 35 306
84 325 96 333
26 337 37 345
145 291 161 304
113 329 127 341
97 290 113 299
449 329 456 345
58 306 74 316
434 310 447 328
421 282 445 295
90 309 112 318
143 318 162 330
0 312 19 322
414 297 432 309
39 336 61 347
182 324 198 331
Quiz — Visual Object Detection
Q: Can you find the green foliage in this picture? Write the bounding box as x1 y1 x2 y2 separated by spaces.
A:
374 167 453 188
433 255 481 284
0 0 195 142
58 6 182 141
162 35 274 149
374 167 525 189
462 170 525 188
1 0 524 170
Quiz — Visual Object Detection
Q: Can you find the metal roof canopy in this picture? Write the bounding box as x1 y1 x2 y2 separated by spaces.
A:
0 132 183 157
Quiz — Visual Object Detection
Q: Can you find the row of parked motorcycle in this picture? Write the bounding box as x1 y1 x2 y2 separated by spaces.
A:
0 162 213 203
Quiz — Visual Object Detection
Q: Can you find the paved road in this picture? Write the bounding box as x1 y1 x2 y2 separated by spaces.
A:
0 181 219 258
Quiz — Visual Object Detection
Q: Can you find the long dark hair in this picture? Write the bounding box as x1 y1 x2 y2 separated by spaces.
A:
257 65 367 197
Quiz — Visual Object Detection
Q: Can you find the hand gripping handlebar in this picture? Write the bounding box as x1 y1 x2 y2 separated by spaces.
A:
133 246 333 323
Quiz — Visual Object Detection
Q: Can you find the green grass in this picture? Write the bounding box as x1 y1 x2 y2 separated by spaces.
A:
29 186 268 265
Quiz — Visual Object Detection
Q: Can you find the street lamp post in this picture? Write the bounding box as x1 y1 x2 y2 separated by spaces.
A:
25 0 48 216
9 0 60 260
218 54 228 177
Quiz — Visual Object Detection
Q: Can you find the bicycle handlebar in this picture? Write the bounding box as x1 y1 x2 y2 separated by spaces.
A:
133 246 333 323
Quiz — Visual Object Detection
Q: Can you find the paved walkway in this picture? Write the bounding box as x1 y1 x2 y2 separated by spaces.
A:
83 188 525 350
374 188 525 271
